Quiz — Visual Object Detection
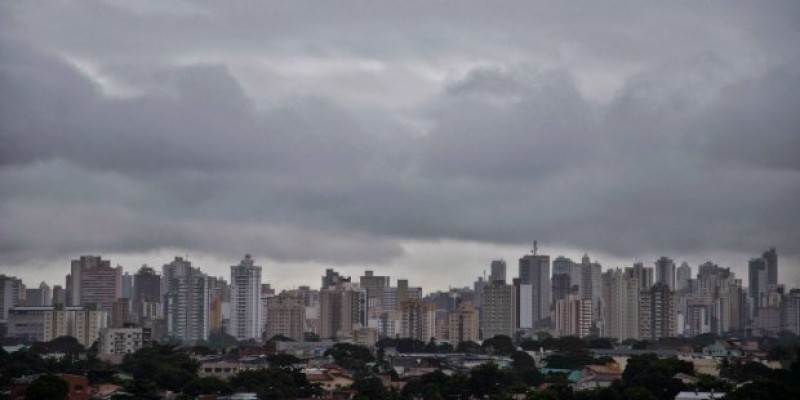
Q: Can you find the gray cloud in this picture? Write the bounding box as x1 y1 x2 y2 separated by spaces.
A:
1 1 799 285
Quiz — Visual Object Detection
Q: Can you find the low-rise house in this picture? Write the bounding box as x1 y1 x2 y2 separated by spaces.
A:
675 391 725 400
304 367 354 392
574 363 622 390
199 360 245 380
702 340 743 358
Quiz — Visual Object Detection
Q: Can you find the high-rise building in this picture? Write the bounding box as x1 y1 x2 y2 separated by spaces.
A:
68 256 121 315
448 301 480 345
627 262 654 291
552 274 573 303
360 271 390 314
163 257 210 345
208 277 228 334
676 262 692 292
399 298 435 341
755 289 782 336
578 254 603 329
553 294 592 338
481 280 516 339
52 285 66 306
490 260 507 283
516 279 534 330
121 272 134 300
784 289 800 335
230 254 262 340
133 265 161 323
322 269 351 290
655 257 676 291
602 268 640 340
639 282 676 341
25 282 52 307
7 306 108 347
763 248 778 286
0 275 26 324
264 291 306 342
748 257 768 318
473 276 487 310
519 249 551 325
319 283 367 340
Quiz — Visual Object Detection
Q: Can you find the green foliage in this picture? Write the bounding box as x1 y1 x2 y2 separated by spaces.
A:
482 334 516 355
586 337 615 349
119 343 198 392
268 353 303 367
541 336 587 352
726 377 800 400
267 334 295 342
511 351 542 386
520 339 542 351
466 362 525 398
303 331 321 342
112 379 162 400
544 350 598 369
688 374 734 393
719 359 772 383
324 343 374 370
205 330 239 350
24 373 69 400
456 340 484 354
620 354 693 400
352 374 389 400
229 367 321 400
396 338 427 353
182 376 233 397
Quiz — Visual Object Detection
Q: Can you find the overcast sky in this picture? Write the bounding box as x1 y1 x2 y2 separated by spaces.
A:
1 1 799 291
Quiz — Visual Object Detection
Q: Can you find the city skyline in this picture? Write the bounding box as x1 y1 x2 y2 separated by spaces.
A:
1 246 786 297
1 1 800 294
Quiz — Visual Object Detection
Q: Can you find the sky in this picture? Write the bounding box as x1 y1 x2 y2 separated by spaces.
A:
1 1 799 292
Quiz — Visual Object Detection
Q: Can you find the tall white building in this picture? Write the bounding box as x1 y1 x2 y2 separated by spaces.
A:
230 254 263 341
602 268 640 340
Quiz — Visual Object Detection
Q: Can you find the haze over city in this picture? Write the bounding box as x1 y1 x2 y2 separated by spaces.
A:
1 1 799 290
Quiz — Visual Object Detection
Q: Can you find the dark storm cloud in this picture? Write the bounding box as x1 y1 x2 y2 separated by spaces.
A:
1 0 799 275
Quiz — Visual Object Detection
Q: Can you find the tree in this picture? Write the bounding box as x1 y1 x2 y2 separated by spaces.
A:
230 367 321 399
25 374 69 400
511 351 542 386
482 335 516 355
586 338 615 349
352 374 389 400
726 378 800 400
182 376 233 397
268 353 302 367
620 354 693 400
456 340 484 354
303 331 321 342
206 330 239 350
112 379 162 400
267 334 295 343
323 343 374 370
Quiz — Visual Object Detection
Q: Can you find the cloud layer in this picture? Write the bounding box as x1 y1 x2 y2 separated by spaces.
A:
1 1 799 285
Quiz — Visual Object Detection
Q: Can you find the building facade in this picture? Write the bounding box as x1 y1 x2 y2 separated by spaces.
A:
230 254 262 340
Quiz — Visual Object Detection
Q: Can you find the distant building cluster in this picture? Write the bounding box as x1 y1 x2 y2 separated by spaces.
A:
0 246 793 349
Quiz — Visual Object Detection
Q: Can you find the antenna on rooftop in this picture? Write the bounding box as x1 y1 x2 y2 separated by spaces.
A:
532 240 538 255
